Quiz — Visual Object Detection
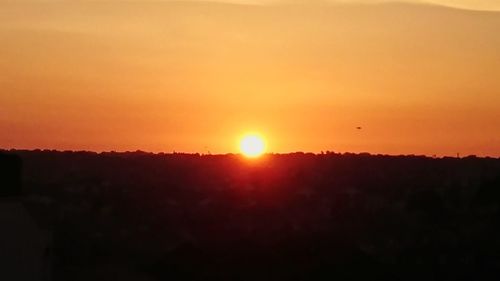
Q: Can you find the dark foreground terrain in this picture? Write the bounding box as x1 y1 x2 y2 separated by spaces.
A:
2 150 500 280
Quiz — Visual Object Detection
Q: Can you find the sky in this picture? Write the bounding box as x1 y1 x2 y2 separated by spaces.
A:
1 0 499 156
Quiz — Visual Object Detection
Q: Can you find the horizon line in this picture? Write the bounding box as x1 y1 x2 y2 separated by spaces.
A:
2 148 498 159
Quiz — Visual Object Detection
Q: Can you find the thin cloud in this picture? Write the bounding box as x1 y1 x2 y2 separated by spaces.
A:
5 0 500 11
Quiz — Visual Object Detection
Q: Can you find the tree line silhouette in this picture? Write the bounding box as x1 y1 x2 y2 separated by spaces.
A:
2 150 500 281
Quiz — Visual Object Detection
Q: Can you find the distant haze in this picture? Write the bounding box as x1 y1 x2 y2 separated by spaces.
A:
1 0 499 156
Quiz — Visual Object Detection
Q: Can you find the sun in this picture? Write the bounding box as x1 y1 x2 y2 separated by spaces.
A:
239 133 267 158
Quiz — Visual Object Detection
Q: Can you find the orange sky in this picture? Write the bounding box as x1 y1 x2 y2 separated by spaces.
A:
1 1 499 156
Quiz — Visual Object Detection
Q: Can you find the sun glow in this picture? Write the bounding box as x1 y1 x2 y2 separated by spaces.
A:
239 133 267 158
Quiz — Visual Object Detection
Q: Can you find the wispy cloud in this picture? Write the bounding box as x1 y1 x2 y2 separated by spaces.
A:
3 0 500 11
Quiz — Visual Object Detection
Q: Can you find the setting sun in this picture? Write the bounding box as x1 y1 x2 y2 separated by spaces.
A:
239 134 267 158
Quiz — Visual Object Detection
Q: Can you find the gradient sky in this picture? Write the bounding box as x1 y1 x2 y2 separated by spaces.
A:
1 0 499 156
